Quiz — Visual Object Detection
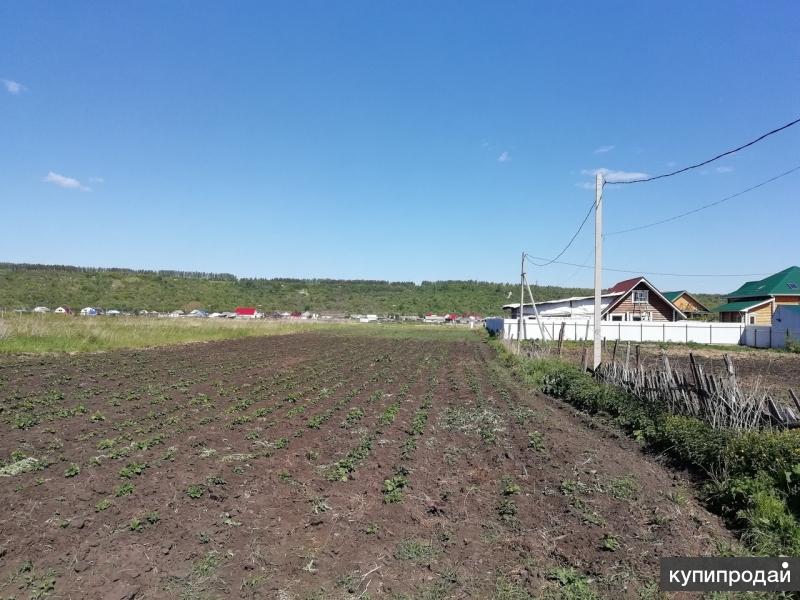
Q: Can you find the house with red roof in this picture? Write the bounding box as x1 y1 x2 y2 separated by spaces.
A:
234 306 257 319
503 276 685 322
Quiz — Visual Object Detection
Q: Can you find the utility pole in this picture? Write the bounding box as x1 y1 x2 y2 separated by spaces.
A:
517 252 525 352
593 172 603 369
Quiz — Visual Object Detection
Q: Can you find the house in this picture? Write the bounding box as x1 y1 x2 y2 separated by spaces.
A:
773 305 800 347
503 276 685 322
423 314 446 324
80 307 98 316
54 306 73 315
187 309 208 318
107 309 121 316
33 306 50 313
235 307 257 319
662 291 711 319
714 266 800 325
444 313 459 323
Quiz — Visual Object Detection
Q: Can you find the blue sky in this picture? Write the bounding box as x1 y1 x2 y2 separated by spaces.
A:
1 1 798 293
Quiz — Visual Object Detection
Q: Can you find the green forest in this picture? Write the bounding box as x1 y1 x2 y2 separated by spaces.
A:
0 263 724 315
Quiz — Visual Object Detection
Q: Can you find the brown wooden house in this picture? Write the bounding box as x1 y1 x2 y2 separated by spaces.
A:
662 291 711 319
602 277 686 322
503 276 685 321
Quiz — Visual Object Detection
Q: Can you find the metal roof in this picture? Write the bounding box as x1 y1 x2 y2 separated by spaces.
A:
726 266 800 299
712 298 773 312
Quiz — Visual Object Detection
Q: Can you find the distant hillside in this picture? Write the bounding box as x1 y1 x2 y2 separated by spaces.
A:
0 263 588 315
0 263 725 315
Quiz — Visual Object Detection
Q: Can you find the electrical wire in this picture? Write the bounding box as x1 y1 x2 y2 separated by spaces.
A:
606 164 800 236
606 116 800 185
523 255 768 277
525 201 595 267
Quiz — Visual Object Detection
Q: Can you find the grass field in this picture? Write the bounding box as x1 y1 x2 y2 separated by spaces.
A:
0 314 477 354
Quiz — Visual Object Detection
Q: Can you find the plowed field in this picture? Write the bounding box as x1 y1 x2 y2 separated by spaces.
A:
0 333 731 599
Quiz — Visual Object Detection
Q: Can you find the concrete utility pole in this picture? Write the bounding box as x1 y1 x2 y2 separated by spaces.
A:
517 252 525 352
593 172 603 369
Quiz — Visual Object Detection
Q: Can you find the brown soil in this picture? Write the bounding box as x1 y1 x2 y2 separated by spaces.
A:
0 333 733 599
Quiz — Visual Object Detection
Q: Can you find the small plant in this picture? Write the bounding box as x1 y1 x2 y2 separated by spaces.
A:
146 511 160 524
186 484 205 499
364 523 379 535
601 533 621 551
310 496 331 514
274 437 289 449
527 431 545 451
129 518 143 531
118 462 146 479
198 531 211 544
95 498 112 512
278 470 292 482
115 482 135 497
501 475 521 496
382 474 408 503
64 463 80 478
395 539 438 564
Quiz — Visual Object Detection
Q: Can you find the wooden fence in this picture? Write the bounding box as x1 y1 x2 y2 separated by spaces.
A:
514 337 799 431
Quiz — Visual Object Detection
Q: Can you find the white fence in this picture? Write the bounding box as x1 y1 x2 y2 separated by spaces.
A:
746 325 800 349
503 318 748 346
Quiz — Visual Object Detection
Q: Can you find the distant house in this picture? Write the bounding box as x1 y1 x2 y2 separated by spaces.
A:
33 306 50 313
504 276 685 322
662 291 711 319
714 266 800 325
187 309 208 318
54 306 73 315
444 313 459 323
80 307 98 316
107 309 121 316
169 310 185 318
235 307 257 319
423 314 446 324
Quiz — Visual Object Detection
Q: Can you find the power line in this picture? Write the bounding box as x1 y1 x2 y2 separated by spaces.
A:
525 201 594 267
606 116 800 185
523 254 768 277
606 164 800 236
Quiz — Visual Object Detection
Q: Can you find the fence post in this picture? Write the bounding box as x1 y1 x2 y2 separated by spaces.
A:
754 328 758 347
709 323 712 344
685 323 688 343
640 320 643 342
663 322 665 342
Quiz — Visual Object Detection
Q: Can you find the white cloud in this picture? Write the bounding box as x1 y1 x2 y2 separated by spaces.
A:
581 167 649 183
497 151 511 163
593 145 615 154
715 166 734 173
88 177 105 183
2 79 26 95
43 171 91 192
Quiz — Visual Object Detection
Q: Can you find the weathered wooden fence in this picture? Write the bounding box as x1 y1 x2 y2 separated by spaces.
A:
511 337 799 431
592 342 799 430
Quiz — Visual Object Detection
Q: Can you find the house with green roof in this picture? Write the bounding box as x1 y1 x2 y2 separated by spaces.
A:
662 291 711 319
714 266 800 325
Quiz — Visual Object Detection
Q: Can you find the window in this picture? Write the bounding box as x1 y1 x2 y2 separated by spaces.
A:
632 290 649 304
630 314 642 322
749 314 757 324
610 314 623 321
